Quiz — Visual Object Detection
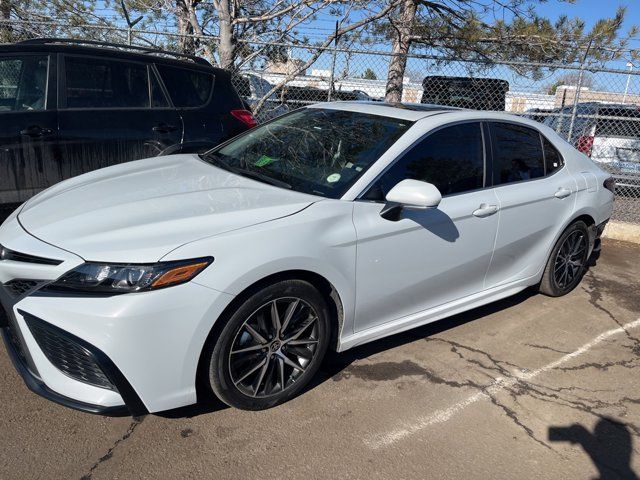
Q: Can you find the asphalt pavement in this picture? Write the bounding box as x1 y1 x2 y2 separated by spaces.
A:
1 239 639 480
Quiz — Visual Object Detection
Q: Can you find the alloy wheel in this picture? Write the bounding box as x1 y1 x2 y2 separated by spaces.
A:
553 230 588 290
227 297 320 398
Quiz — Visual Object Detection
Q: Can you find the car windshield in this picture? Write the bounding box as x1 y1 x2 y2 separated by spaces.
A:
201 108 412 198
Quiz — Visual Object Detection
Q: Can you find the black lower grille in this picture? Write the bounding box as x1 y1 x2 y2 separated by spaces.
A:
6 323 28 368
3 279 41 298
25 315 115 390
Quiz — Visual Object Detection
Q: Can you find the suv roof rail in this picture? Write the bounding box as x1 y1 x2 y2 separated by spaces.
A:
18 37 212 66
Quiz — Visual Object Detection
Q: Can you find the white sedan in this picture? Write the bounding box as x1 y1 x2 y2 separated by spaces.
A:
0 102 614 414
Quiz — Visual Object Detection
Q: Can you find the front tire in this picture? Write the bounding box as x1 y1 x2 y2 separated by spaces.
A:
206 279 330 410
539 221 590 297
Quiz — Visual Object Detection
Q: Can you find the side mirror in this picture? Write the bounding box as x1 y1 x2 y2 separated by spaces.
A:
380 179 442 221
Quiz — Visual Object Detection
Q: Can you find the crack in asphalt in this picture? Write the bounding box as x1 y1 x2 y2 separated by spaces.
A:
80 418 143 480
360 314 640 450
583 273 640 345
525 343 572 355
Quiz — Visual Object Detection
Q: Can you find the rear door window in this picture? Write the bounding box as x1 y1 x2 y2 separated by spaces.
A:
149 68 169 108
490 122 545 185
64 56 149 109
0 55 48 111
156 65 213 107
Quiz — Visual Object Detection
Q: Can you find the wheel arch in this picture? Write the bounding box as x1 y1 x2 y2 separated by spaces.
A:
194 269 345 402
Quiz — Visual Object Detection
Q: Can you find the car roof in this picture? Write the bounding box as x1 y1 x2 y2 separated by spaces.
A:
308 101 460 121
307 101 552 126
0 39 224 73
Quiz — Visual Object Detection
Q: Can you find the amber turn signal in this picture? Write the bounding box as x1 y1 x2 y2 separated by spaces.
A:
151 261 210 288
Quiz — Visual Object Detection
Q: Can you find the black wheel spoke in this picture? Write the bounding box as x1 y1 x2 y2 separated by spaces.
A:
270 301 282 333
287 338 319 347
252 356 271 396
231 343 266 354
234 356 267 386
244 323 267 344
281 353 306 373
284 315 317 342
287 345 314 361
280 299 300 334
277 356 285 392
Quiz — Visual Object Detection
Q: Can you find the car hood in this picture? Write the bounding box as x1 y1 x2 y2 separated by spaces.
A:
18 154 318 262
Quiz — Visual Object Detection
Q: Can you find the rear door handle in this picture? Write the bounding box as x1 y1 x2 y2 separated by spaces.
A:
472 203 499 218
554 187 572 199
152 123 178 134
20 125 53 137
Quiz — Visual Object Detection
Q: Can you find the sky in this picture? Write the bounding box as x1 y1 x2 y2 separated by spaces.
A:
90 0 640 95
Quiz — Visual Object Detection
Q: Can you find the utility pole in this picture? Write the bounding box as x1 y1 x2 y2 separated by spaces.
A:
328 21 339 102
623 62 634 103
120 0 143 46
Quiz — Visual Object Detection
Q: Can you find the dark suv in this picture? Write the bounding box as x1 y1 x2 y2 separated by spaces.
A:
0 38 255 207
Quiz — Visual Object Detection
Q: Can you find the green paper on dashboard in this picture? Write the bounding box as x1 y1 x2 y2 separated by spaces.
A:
254 155 277 167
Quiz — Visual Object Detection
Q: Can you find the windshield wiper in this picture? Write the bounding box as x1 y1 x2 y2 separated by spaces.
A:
234 168 292 189
200 152 292 190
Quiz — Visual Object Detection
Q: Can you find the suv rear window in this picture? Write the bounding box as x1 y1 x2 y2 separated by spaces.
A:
595 108 640 137
232 75 251 98
157 65 213 107
64 56 149 109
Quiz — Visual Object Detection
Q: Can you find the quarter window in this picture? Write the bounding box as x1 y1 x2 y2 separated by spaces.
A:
64 56 149 109
490 122 545 185
0 55 48 111
542 136 564 174
156 65 213 108
367 122 485 198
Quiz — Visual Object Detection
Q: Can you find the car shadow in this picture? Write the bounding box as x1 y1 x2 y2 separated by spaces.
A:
548 418 639 480
310 287 537 389
159 249 600 419
157 395 229 419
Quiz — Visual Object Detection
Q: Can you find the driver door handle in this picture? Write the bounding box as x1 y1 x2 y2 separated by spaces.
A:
152 123 178 134
20 125 53 137
554 187 572 199
473 203 499 218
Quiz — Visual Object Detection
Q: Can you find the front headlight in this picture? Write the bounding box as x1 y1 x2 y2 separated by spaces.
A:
44 257 213 294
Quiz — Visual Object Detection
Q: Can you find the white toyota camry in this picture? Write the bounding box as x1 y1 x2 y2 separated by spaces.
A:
0 102 614 414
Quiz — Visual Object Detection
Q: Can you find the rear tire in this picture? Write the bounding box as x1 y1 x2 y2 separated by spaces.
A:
206 279 330 410
539 221 590 297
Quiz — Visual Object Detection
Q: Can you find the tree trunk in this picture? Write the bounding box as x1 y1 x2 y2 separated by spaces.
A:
175 0 196 55
385 0 416 103
0 0 11 43
216 0 235 70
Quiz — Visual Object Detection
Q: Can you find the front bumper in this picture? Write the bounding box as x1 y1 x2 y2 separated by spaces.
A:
0 213 234 415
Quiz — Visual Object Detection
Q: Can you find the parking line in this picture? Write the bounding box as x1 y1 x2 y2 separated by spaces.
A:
364 317 640 449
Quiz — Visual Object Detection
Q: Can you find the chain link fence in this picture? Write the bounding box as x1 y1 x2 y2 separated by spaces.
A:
1 19 639 223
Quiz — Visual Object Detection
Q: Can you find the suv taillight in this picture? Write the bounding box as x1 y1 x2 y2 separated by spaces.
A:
230 109 257 128
603 177 616 194
577 135 594 156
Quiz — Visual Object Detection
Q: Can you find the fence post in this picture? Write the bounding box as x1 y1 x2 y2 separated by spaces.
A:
567 39 593 144
328 21 338 102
